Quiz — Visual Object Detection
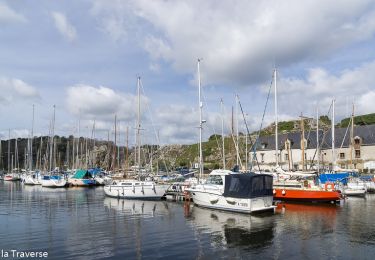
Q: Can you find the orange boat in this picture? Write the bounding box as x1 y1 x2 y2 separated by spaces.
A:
273 179 342 203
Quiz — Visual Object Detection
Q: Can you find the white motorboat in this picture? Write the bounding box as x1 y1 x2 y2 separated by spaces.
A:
342 187 366 197
187 169 275 214
104 179 168 199
41 175 67 188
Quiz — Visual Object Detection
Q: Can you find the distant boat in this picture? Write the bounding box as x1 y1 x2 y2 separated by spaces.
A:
187 170 276 213
68 169 96 186
4 172 21 181
41 175 67 188
23 171 42 185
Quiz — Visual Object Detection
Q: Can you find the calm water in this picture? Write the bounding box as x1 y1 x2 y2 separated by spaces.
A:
1 181 375 260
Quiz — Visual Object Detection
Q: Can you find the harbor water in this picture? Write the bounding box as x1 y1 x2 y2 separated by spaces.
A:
1 181 375 259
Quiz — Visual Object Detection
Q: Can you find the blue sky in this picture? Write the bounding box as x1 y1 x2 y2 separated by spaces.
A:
1 0 375 146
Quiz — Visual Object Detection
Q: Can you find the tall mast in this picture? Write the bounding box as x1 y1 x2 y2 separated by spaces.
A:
113 114 117 171
198 59 204 181
274 68 279 167
316 107 320 174
235 94 239 166
8 129 10 173
331 99 336 169
300 114 305 171
350 103 354 167
31 104 35 170
137 77 141 175
220 99 226 169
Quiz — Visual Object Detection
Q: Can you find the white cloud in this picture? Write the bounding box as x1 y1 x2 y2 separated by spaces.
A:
275 61 375 118
0 77 40 103
51 11 77 42
90 0 375 86
66 84 148 123
0 2 27 24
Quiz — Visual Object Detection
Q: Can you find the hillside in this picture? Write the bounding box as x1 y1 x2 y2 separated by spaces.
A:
339 113 375 127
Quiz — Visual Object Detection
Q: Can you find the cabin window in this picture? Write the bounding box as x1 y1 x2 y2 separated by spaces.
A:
340 153 345 159
354 137 361 145
355 150 361 158
206 175 223 185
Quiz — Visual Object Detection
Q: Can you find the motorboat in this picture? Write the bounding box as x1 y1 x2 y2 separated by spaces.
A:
187 169 275 214
104 179 168 199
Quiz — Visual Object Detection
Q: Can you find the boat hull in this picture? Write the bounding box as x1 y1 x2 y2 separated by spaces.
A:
4 175 20 181
68 178 96 186
104 183 168 199
41 179 67 188
190 190 275 214
273 189 341 202
23 175 42 185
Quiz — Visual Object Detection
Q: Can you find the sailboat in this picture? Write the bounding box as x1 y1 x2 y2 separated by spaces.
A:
104 77 168 199
40 105 67 188
270 70 342 203
187 59 276 213
23 105 42 185
4 131 21 181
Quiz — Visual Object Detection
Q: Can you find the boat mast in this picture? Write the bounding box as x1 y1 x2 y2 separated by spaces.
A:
220 98 226 169
113 114 117 172
316 107 320 174
197 59 204 181
300 114 305 171
30 104 34 171
235 94 239 166
8 129 10 173
274 68 279 167
331 99 336 170
137 77 141 176
350 103 354 168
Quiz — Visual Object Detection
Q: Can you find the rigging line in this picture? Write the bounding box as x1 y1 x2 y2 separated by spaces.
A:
139 79 170 174
201 87 222 154
238 100 261 172
340 117 351 149
251 74 274 157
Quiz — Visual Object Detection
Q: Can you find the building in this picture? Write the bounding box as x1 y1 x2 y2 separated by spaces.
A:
253 125 375 172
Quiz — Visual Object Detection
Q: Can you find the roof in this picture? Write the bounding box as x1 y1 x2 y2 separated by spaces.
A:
255 124 375 151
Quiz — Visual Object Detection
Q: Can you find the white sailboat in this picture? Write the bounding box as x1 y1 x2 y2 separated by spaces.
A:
187 59 275 213
23 105 42 185
104 77 168 199
41 105 67 188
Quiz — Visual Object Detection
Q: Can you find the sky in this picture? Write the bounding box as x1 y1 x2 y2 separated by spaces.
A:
1 0 375 146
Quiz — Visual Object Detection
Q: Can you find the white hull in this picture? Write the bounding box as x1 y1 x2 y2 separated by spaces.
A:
41 179 67 188
342 188 366 197
23 175 42 185
190 190 275 213
104 181 168 199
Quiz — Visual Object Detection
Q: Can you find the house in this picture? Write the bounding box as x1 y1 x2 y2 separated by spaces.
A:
253 125 375 172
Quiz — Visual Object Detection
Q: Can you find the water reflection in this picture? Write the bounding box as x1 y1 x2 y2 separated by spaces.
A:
103 197 171 217
187 205 275 250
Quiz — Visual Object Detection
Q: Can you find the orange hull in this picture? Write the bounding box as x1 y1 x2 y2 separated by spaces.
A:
274 188 342 202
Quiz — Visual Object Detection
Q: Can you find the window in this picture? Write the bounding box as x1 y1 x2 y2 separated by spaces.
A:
340 153 345 159
260 153 265 163
354 138 361 145
206 175 223 185
285 154 289 161
261 143 268 149
355 150 361 158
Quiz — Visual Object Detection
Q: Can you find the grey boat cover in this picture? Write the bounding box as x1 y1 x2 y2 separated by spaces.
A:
223 173 273 199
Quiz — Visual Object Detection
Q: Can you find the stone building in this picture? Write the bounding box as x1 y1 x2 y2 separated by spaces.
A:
254 125 375 172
